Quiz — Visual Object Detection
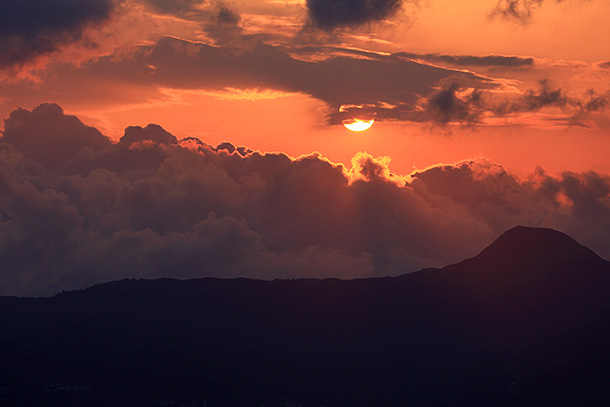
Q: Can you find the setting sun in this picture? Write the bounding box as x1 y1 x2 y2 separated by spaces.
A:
343 118 375 131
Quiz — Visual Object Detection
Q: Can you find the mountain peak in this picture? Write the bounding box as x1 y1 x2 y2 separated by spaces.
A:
459 225 607 273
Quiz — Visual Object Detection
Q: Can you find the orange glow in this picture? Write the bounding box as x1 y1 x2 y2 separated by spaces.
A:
343 119 375 132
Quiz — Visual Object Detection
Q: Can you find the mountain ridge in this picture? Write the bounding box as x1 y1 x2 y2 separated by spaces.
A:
52 225 609 300
1 225 610 406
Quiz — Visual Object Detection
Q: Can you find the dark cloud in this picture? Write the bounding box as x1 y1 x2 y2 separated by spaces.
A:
119 124 178 146
305 0 404 30
16 35 586 127
490 0 587 24
203 2 244 45
411 161 610 251
514 79 569 110
422 83 481 124
145 37 484 105
86 38 608 127
1 103 111 170
599 61 610 69
487 80 610 116
68 36 494 125
214 2 240 25
357 80 485 126
109 39 604 125
408 79 610 125
0 0 116 68
143 0 205 15
490 0 544 23
396 52 535 68
1 104 609 296
478 79 572 116
140 0 245 46
582 89 610 113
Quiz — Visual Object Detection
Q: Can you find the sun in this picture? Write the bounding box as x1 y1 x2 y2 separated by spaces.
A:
343 118 375 132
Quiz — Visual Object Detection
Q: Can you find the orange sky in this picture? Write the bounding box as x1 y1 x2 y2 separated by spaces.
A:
70 90 610 178
1 0 610 294
1 0 610 178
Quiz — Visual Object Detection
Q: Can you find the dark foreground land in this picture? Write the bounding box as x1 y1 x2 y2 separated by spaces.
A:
2 226 610 406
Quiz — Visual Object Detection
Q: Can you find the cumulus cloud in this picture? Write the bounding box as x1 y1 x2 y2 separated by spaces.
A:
305 0 405 30
0 104 609 296
0 0 116 68
119 124 178 146
1 103 111 170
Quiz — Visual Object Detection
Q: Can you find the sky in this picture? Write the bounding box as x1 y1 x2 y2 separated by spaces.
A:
1 0 609 295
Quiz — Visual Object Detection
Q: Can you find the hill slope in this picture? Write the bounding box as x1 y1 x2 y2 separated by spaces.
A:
1 226 610 406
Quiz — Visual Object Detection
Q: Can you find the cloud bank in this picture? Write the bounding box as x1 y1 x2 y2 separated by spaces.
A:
0 104 609 296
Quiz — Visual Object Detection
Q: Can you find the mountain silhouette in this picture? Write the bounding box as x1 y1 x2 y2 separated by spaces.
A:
1 226 610 406
420 226 610 317
458 225 608 272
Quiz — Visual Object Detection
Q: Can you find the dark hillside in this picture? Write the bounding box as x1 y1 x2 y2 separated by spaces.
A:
1 227 610 406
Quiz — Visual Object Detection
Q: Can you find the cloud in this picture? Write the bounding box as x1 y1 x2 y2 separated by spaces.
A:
0 0 116 68
202 2 244 46
142 37 484 105
142 0 205 16
8 34 603 128
509 79 570 111
489 0 589 24
1 103 111 170
56 37 610 127
305 0 404 30
138 0 246 46
214 2 240 25
7 35 604 128
119 124 178 146
421 83 481 124
405 79 610 125
0 104 609 296
582 89 610 113
485 80 610 117
411 160 610 253
490 0 544 23
396 52 535 68
55 36 494 125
